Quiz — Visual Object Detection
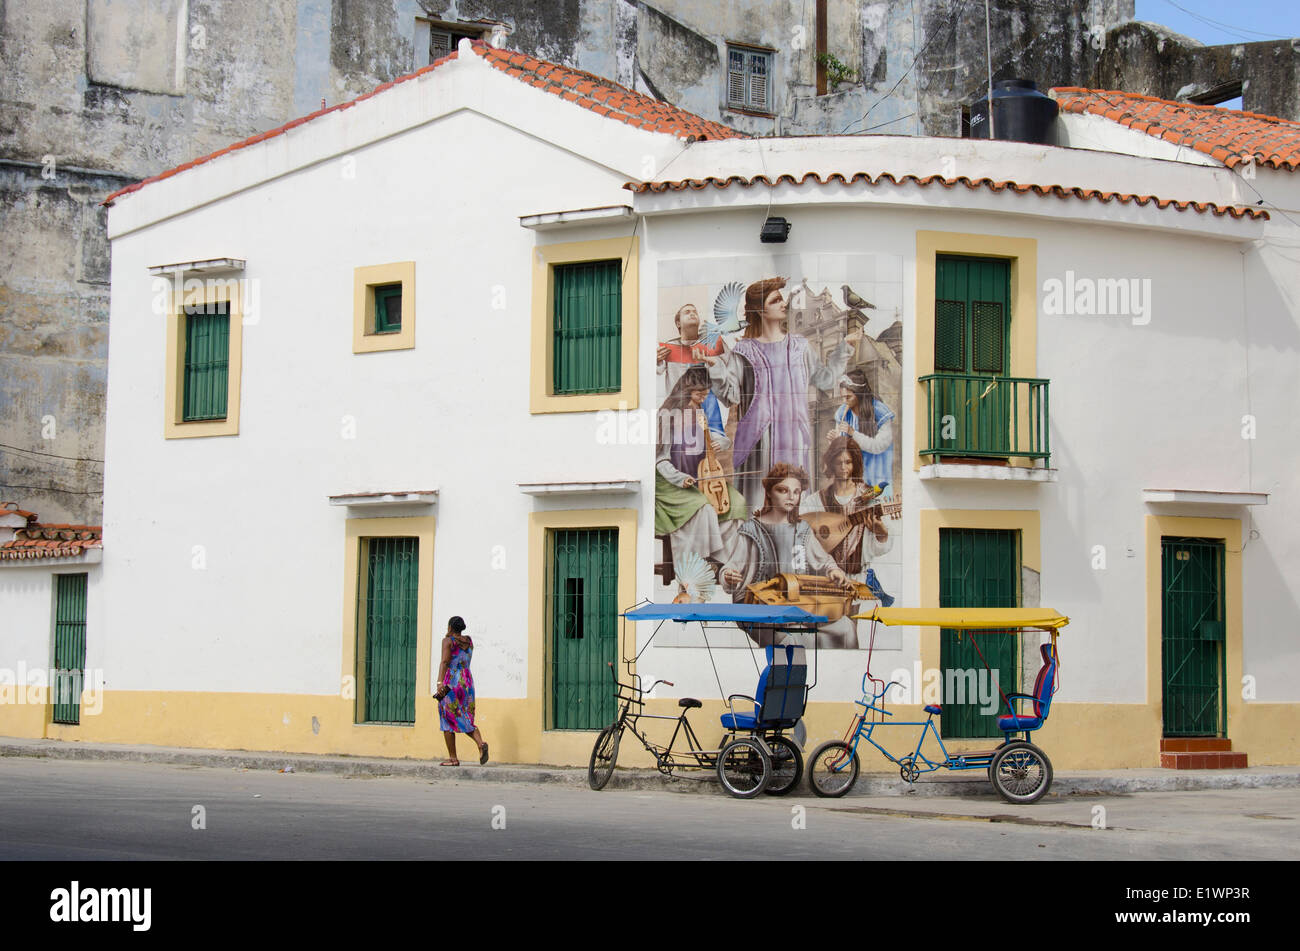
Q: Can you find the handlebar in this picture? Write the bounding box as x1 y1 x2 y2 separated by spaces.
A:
861 671 903 700
606 662 670 703
855 673 901 716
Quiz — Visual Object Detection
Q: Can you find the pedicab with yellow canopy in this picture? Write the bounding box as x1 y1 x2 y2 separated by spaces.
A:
807 606 1068 804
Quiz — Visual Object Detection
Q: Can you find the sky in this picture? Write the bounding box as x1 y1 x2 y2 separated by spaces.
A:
1133 0 1300 45
1132 0 1299 109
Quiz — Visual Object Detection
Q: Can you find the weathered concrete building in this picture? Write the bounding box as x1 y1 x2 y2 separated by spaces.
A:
2 0 1296 527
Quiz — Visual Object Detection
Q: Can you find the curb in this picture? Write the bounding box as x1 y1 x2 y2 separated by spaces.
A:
3 739 1298 799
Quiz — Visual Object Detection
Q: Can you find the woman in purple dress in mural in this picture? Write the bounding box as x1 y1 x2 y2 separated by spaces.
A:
703 277 858 511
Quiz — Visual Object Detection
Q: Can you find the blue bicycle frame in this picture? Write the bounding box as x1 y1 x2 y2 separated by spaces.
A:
841 673 1000 779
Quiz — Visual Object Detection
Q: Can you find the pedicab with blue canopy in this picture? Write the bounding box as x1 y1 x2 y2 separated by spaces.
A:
806 606 1068 804
587 602 825 799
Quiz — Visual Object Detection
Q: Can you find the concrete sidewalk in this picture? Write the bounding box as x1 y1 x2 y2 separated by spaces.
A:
3 735 1298 799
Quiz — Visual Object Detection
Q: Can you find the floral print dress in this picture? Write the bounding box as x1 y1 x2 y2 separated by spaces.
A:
439 637 476 733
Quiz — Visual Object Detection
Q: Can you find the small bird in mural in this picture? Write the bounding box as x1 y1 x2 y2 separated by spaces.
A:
842 284 876 310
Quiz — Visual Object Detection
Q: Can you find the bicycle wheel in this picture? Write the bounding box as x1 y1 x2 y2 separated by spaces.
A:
807 740 859 798
989 741 1053 804
762 735 804 796
716 737 770 799
587 725 621 791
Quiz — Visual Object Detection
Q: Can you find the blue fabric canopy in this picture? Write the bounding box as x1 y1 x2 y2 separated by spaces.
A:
621 603 829 624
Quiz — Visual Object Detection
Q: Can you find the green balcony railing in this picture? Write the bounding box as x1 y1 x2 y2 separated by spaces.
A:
920 373 1050 462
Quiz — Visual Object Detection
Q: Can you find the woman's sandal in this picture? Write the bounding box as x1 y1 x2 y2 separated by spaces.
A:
439 760 459 766
479 744 489 766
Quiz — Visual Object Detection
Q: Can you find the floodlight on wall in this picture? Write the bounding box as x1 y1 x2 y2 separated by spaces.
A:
760 216 791 243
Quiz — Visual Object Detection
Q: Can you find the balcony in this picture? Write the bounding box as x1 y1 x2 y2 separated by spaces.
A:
920 373 1052 481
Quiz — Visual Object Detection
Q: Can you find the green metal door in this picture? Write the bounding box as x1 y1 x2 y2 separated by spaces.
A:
1161 537 1225 736
939 528 1019 738
360 537 418 724
934 256 1011 456
52 573 88 725
549 528 618 730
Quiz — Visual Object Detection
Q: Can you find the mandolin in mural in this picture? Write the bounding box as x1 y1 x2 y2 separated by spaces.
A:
653 256 904 649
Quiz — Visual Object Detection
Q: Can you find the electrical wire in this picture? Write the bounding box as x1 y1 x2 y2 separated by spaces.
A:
1157 0 1290 42
0 443 104 464
840 0 973 135
1 484 102 495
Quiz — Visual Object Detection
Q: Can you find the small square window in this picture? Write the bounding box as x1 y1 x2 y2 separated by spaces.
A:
374 284 402 333
353 262 415 353
727 44 773 113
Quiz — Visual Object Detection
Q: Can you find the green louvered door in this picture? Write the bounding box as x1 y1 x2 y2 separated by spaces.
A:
1162 537 1226 737
553 260 621 394
939 529 1019 738
360 538 418 724
182 303 229 420
934 256 1011 456
549 529 618 730
52 573 88 725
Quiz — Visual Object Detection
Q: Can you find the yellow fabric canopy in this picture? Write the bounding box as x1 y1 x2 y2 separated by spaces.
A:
852 607 1070 632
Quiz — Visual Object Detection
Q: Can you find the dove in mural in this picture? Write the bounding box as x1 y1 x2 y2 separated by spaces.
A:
698 281 747 346
842 284 876 310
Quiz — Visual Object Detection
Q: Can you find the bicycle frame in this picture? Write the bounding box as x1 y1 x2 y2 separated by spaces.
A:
833 675 1000 778
604 664 728 776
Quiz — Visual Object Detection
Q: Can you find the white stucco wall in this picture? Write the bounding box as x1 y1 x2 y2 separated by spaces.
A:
99 46 1300 725
631 197 1300 708
0 564 103 701
102 53 678 699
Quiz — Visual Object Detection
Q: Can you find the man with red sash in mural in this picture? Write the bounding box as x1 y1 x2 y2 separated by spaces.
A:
656 302 725 395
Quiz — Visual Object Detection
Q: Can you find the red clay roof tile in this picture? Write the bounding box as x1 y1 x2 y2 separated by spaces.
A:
1053 87 1300 171
105 42 742 205
623 172 1266 221
0 522 102 561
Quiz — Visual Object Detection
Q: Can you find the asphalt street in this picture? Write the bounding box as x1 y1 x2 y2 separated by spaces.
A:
1 756 1296 861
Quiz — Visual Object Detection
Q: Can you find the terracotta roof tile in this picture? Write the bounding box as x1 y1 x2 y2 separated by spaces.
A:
0 502 38 523
471 44 742 142
0 523 102 561
1053 87 1300 171
623 172 1267 221
104 43 742 205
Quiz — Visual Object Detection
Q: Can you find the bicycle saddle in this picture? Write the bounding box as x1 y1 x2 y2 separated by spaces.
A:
678 698 702 709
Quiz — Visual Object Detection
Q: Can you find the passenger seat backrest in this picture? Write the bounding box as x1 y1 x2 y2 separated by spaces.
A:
1031 643 1057 719
759 644 809 724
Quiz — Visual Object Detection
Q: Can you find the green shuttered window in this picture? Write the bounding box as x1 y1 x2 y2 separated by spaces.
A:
182 303 230 421
933 256 1012 455
553 260 621 395
549 528 618 729
52 573 88 725
360 537 418 724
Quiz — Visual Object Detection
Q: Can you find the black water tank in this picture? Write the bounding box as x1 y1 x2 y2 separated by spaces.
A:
970 79 1059 144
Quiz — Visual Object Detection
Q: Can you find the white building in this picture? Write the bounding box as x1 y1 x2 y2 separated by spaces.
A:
3 40 1297 771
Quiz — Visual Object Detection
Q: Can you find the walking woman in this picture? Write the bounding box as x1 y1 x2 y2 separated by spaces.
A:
436 616 488 765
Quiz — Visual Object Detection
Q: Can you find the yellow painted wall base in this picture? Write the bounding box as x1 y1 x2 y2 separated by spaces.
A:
3 690 1297 769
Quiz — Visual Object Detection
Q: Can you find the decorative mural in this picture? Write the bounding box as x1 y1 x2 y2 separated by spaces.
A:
654 255 904 649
